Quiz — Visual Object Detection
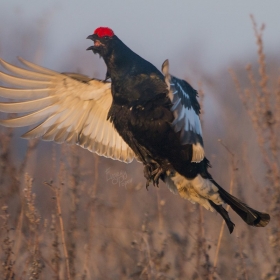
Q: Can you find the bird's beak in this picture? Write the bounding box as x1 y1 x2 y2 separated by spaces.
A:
86 46 95 51
86 34 98 51
86 34 97 41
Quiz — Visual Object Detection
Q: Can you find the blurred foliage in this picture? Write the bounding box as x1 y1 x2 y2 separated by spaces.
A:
0 17 279 279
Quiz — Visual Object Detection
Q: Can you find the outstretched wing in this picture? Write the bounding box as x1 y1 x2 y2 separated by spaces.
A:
162 59 204 162
0 58 135 163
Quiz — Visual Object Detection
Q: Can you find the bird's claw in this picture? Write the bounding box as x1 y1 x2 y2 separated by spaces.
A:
144 164 163 189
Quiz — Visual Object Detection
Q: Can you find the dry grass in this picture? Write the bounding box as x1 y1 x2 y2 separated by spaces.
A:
229 16 280 280
0 17 279 279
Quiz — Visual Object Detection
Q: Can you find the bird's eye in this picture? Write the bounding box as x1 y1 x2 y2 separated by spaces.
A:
103 36 109 39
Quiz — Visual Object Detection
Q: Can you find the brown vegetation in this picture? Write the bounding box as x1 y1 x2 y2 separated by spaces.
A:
0 17 279 279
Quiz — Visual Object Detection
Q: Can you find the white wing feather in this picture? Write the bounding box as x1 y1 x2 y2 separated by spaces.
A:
162 59 204 163
0 58 135 163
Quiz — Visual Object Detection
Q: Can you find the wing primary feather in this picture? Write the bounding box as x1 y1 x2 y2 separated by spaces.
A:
0 96 57 113
22 124 48 139
42 124 59 141
21 113 62 139
54 128 69 143
0 59 52 80
65 131 78 144
0 87 49 99
0 71 50 88
0 105 58 127
17 57 58 75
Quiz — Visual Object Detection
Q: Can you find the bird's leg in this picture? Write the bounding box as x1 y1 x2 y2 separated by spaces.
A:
144 164 153 190
151 167 163 187
143 162 164 189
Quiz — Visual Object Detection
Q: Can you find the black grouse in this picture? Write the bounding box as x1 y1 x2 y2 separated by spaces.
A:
0 27 270 233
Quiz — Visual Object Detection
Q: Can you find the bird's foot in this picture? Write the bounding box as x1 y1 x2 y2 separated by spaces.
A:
144 165 152 190
144 164 164 189
151 167 163 186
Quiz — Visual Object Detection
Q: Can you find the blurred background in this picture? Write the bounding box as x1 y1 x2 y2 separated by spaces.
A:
0 1 279 279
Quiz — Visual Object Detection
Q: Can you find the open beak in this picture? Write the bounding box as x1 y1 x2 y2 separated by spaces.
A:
86 34 98 51
86 34 97 41
86 46 95 51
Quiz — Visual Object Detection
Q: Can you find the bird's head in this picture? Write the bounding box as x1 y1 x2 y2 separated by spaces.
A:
86 27 115 57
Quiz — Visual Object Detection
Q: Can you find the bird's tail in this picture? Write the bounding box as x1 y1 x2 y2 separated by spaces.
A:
208 200 235 233
212 180 270 229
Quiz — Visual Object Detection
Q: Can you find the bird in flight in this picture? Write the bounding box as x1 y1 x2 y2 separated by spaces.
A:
0 27 270 233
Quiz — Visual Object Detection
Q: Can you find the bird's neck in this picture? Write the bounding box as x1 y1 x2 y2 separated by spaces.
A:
102 39 138 80
102 37 162 81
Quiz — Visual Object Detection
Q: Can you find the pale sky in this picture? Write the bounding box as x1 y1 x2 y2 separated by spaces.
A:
1 0 279 79
0 0 279 167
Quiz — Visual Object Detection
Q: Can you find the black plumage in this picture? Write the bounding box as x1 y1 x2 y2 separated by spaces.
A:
0 27 270 234
87 27 270 233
